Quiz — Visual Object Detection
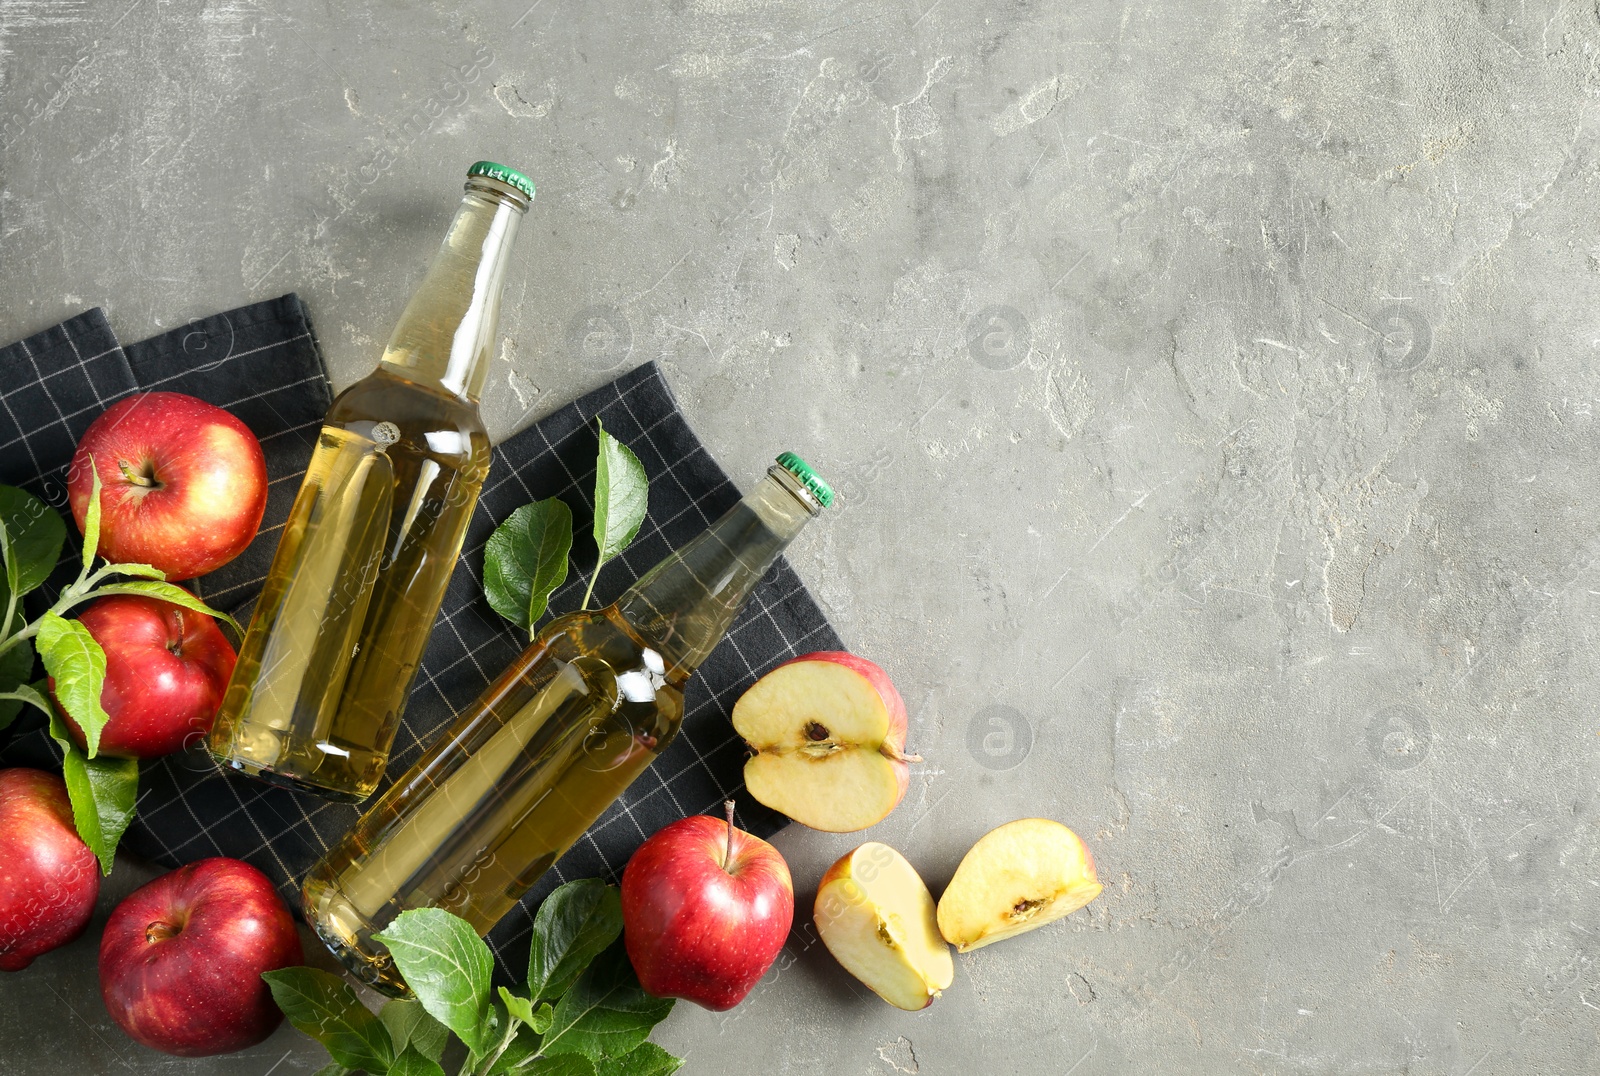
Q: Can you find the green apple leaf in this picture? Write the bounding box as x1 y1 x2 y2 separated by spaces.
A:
374 908 496 1055
495 986 558 1048
500 985 539 1027
65 751 137 875
517 1056 599 1076
526 878 624 1004
0 678 50 716
489 1042 599 1076
379 998 450 1064
485 498 573 633
36 612 109 757
79 464 102 573
87 581 242 636
595 1043 684 1076
0 485 67 598
388 1045 447 1076
539 942 674 1061
46 707 136 874
582 419 647 609
261 967 394 1075
0 680 43 733
0 561 34 731
0 636 37 730
312 1065 352 1076
102 562 166 580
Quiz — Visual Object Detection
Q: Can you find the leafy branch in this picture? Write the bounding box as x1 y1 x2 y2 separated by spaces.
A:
0 469 239 872
484 420 648 636
265 880 681 1076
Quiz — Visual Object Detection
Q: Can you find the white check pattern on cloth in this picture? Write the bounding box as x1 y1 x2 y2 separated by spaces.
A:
0 296 843 982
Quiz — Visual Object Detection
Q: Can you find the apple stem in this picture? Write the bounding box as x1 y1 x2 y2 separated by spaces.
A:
118 459 158 488
722 799 736 873
144 919 180 943
883 745 924 763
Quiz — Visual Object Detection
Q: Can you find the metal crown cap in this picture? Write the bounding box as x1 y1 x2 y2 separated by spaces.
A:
775 451 834 509
466 161 535 200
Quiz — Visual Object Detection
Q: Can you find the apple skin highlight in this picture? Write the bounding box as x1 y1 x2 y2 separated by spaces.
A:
621 808 794 1012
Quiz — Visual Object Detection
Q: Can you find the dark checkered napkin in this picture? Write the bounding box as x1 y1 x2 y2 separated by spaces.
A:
0 296 333 605
0 296 842 979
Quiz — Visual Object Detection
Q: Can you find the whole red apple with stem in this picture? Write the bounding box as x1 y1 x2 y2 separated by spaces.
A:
54 592 236 759
621 801 793 1011
68 391 267 581
0 768 100 971
99 857 301 1057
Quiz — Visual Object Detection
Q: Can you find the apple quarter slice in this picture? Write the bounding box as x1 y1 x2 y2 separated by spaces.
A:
814 842 954 1010
935 818 1103 952
733 653 914 832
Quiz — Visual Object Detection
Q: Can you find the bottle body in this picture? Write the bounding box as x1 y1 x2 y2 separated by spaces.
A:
304 461 828 995
208 371 491 800
209 167 530 801
304 608 680 994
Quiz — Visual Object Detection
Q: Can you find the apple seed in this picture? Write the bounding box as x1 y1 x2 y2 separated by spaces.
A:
1008 897 1049 922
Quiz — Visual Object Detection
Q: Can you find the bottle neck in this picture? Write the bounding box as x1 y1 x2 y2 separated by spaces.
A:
379 177 527 401
614 466 822 681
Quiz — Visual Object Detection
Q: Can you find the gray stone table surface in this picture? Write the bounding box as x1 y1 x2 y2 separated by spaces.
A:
3 0 1599 1073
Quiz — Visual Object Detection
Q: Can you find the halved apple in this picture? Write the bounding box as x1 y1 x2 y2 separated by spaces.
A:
935 818 1102 952
814 842 954 1010
733 652 916 832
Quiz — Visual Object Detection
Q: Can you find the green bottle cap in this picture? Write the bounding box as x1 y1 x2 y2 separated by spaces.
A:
776 451 834 509
467 161 535 200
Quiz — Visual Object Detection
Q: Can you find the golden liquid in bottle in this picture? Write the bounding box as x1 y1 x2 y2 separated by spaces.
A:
208 367 491 801
302 607 683 995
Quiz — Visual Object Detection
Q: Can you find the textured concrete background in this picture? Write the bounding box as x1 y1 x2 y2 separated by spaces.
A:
4 0 1600 1072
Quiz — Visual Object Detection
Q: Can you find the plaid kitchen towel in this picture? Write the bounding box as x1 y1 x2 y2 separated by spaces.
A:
0 294 843 978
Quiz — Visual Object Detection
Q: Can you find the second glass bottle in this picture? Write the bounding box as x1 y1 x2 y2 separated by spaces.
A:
302 453 834 995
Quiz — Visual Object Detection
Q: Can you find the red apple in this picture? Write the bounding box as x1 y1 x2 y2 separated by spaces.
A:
0 768 100 971
732 652 916 832
99 857 301 1057
54 592 236 760
621 802 793 1011
69 391 267 581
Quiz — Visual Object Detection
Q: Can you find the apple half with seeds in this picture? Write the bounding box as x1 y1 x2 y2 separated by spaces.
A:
733 652 917 832
814 842 954 1010
936 818 1102 952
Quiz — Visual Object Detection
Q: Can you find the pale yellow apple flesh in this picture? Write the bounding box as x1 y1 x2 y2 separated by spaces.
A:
743 750 903 833
733 657 911 832
814 842 954 1010
935 818 1102 953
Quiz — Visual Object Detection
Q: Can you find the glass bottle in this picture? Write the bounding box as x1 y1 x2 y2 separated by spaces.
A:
302 453 834 995
208 162 535 802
